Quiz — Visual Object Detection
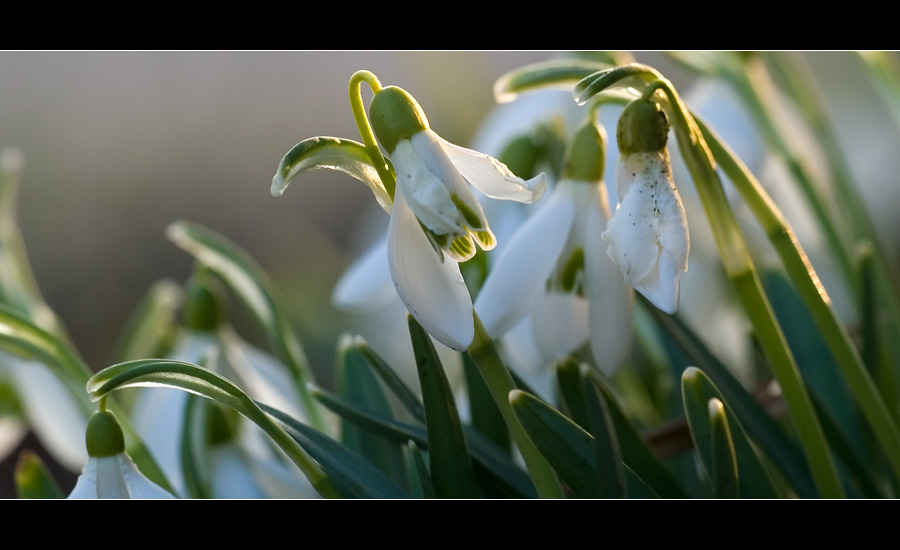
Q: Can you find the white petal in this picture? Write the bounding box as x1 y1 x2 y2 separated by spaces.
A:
584 191 634 375
331 236 396 312
67 458 100 499
388 184 474 351
603 167 660 285
392 138 464 237
116 453 176 499
474 185 575 338
8 358 88 471
634 249 681 314
222 332 305 421
439 136 546 204
531 292 589 361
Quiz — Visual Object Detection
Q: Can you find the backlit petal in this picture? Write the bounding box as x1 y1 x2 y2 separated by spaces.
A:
475 186 575 338
584 191 634 375
388 184 474 351
438 136 546 204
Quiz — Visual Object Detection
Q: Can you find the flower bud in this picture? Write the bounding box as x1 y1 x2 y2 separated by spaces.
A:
369 86 430 153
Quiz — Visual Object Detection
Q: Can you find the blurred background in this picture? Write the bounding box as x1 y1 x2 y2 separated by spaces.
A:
0 51 897 496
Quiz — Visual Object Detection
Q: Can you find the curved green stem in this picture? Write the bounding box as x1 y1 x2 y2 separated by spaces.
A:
650 76 844 498
467 314 565 498
348 70 396 201
699 117 900 481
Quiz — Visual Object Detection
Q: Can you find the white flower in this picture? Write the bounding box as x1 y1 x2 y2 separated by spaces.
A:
68 410 175 499
475 177 634 376
603 148 689 315
386 128 545 351
68 452 176 499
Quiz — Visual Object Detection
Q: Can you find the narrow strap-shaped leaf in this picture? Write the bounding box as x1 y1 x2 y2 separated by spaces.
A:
179 393 212 499
588 372 688 498
555 357 590 431
648 304 816 498
336 335 406 485
465 351 509 453
681 367 780 499
260 404 408 499
492 59 613 103
582 369 626 498
407 315 478 498
271 136 391 212
354 335 426 423
404 441 435 499
709 398 739 499
88 359 340 498
166 221 325 432
311 385 535 498
510 389 597 498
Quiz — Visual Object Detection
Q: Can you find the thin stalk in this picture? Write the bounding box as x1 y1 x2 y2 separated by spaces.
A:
467 313 565 498
647 78 844 498
348 70 395 200
700 118 900 480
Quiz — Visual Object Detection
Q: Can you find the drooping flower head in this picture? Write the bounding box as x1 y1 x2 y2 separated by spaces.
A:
602 98 689 314
475 116 634 376
366 84 546 350
68 409 175 499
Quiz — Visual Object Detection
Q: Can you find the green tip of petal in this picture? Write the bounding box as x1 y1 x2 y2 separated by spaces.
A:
370 86 430 153
85 411 125 458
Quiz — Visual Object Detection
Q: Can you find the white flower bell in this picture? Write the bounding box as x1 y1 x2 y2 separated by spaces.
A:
475 121 634 375
369 86 546 351
602 99 689 314
68 410 175 499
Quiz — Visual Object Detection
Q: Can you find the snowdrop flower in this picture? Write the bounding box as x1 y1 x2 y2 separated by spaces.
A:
69 410 175 499
475 119 634 375
367 85 546 350
130 274 315 498
603 98 689 314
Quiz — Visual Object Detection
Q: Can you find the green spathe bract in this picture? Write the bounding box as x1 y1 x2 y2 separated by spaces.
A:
369 86 429 153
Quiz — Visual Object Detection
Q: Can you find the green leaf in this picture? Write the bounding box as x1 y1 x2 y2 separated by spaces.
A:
492 59 611 103
14 450 64 499
681 367 780 498
582 369 626 498
336 335 406 485
708 398 739 498
311 385 535 497
555 357 591 431
271 136 391 212
404 441 435 499
165 221 325 431
465 352 509 453
646 303 816 498
260 403 409 499
354 336 426 423
88 358 340 498
510 389 598 498
588 372 688 498
407 315 478 498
